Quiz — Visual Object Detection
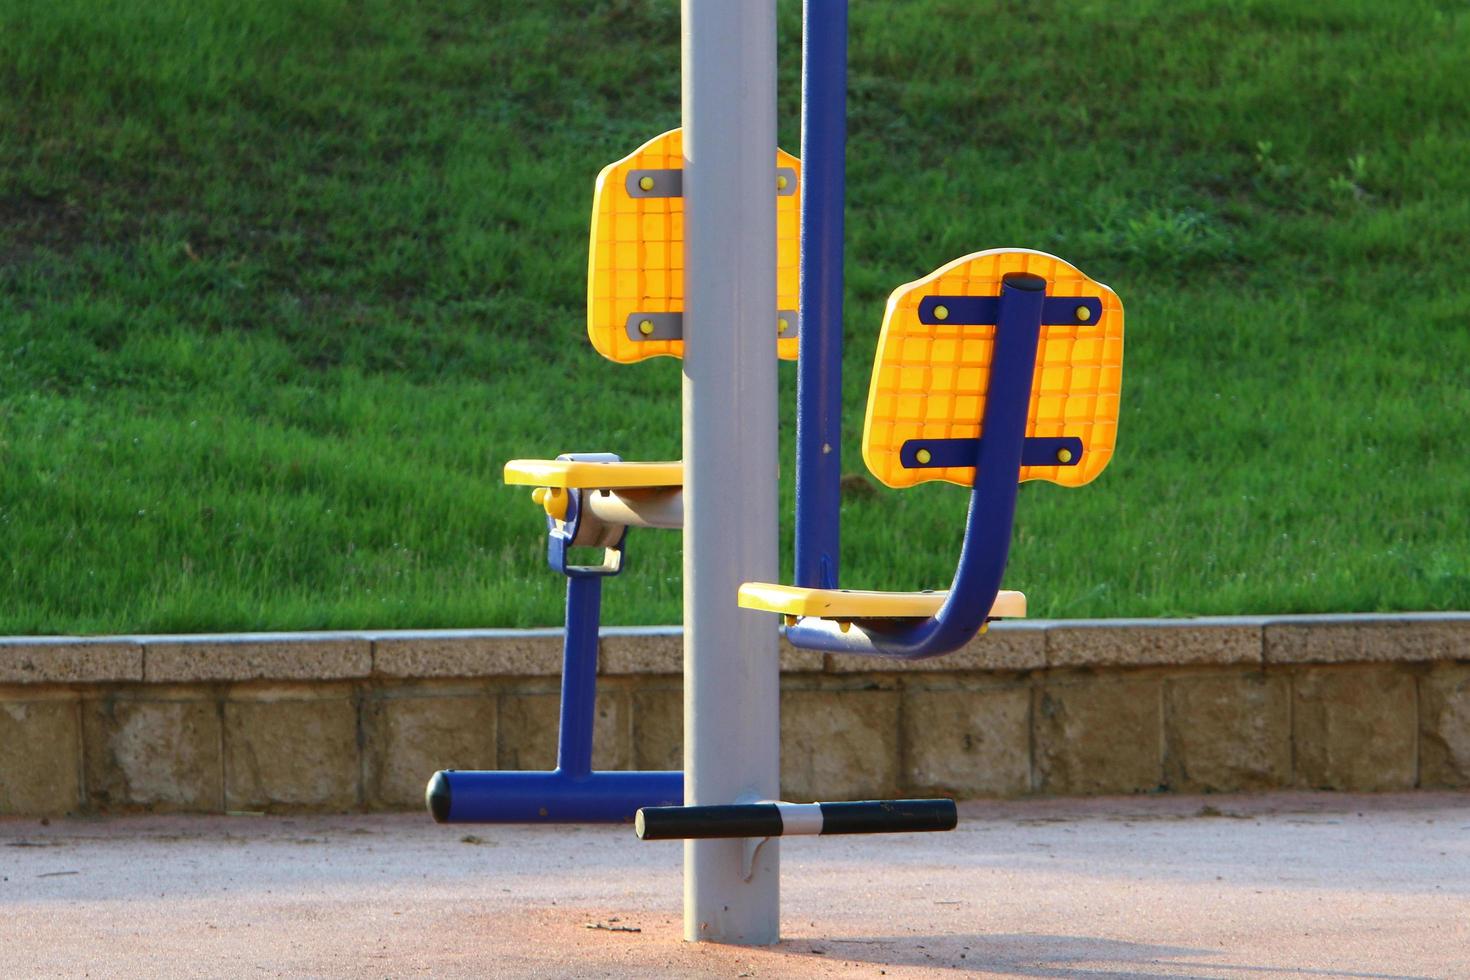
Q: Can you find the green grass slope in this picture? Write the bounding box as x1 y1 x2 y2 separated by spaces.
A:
2 0 1467 633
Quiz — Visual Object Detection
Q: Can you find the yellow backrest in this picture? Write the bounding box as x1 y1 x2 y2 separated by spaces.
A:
587 128 801 363
862 248 1124 490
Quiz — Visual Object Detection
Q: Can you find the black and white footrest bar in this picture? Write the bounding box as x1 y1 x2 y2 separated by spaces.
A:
634 798 957 841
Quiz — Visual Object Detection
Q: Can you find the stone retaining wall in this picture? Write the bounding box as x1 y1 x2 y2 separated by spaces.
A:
2 614 1467 816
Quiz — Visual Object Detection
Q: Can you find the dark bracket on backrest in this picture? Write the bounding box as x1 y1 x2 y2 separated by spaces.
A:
918 294 1102 326
900 435 1083 470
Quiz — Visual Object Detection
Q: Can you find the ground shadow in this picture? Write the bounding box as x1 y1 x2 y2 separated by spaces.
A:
768 933 1434 979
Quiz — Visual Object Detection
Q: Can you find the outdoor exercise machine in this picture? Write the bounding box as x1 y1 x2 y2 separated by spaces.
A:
425 0 1123 945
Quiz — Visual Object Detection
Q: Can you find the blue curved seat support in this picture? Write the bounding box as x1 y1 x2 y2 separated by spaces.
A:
783 272 1047 661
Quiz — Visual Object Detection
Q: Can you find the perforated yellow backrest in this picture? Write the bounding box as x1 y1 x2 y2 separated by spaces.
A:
862 248 1123 490
587 128 801 364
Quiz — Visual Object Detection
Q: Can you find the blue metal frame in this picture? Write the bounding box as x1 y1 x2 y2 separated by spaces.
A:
794 0 848 591
435 3 1093 821
429 456 681 823
783 273 1050 660
431 563 682 822
542 453 627 577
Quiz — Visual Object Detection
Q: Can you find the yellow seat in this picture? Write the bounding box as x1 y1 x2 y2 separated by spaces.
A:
504 458 682 490
740 248 1125 631
737 582 1025 620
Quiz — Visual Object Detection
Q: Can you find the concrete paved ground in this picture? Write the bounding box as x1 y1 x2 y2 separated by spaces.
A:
1 792 1466 979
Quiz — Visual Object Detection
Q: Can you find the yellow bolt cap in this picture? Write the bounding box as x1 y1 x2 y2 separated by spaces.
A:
1076 305 1092 322
638 176 655 191
1056 448 1074 464
777 174 789 191
531 487 567 519
915 448 932 465
638 319 655 336
777 317 789 334
933 304 949 321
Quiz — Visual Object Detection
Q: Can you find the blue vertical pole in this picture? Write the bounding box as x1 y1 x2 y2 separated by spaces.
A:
794 0 848 590
556 574 601 777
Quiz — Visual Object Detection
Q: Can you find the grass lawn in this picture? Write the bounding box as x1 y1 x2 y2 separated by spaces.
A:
1 0 1467 633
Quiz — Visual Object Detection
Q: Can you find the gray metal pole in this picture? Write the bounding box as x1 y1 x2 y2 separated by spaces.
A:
681 0 781 946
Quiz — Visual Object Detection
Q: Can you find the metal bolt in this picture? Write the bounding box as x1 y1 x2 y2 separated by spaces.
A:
638 175 655 191
933 304 949 321
915 448 932 465
638 319 655 336
1075 305 1092 322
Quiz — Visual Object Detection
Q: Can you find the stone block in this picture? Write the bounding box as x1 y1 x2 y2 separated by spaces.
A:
781 689 900 800
365 693 497 808
223 696 360 810
0 639 143 684
601 627 822 674
778 636 827 673
83 699 221 810
1034 674 1163 794
0 698 80 815
600 628 681 675
147 634 370 683
1163 672 1289 792
827 621 1045 674
1265 616 1470 664
632 688 682 771
373 630 562 678
496 687 629 771
901 686 1030 796
1292 665 1416 791
1418 664 1470 788
1048 619 1263 669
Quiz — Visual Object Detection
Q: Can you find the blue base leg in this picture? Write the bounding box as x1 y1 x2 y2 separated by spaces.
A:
428 769 683 823
426 572 682 823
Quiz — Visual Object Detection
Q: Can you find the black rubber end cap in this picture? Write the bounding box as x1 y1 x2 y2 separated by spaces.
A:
1001 271 1047 292
426 770 452 823
936 798 959 831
